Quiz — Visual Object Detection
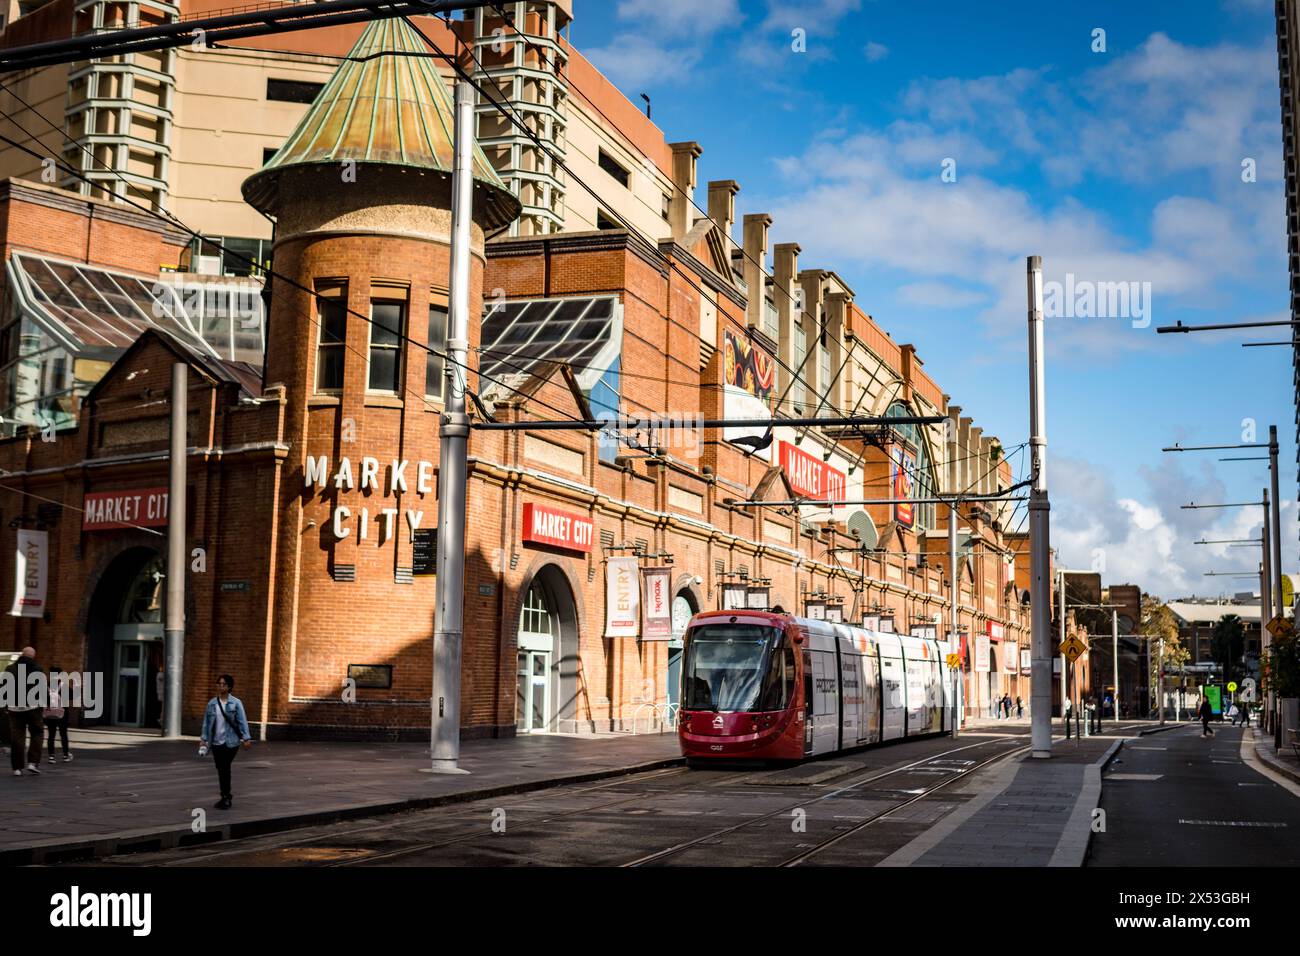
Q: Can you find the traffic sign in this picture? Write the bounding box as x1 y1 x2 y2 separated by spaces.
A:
1267 615 1288 639
1227 681 1238 693
945 653 961 669
1059 635 1087 663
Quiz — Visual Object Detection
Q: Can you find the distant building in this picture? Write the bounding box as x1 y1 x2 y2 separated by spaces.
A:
1166 597 1264 684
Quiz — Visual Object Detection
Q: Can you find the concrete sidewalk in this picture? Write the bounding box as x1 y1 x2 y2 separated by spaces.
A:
878 721 1169 867
1250 724 1300 786
0 727 683 864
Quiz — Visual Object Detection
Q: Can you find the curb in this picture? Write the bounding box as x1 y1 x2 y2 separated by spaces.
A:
0 755 686 866
1052 737 1122 868
1253 740 1300 787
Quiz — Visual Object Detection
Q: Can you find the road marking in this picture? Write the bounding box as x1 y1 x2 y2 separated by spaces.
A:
1178 820 1287 828
1105 773 1163 781
1127 746 1167 751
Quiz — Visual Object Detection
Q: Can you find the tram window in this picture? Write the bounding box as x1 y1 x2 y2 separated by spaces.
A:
683 625 777 712
759 643 794 711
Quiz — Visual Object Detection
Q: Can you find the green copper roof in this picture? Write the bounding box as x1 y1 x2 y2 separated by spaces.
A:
242 17 519 230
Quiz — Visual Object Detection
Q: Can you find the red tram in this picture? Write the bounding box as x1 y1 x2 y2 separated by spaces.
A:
678 609 951 761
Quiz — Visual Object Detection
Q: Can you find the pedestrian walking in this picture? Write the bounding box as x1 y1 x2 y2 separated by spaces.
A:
1003 693 1012 718
1015 696 1024 718
1236 701 1252 728
199 674 252 809
5 647 44 776
43 665 73 763
1199 695 1214 737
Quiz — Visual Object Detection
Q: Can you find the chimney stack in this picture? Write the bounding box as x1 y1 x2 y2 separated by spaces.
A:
668 141 702 238
743 212 772 331
773 242 801 396
708 180 740 263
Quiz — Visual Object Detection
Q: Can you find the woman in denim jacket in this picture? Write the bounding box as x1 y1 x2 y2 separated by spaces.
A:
199 674 251 809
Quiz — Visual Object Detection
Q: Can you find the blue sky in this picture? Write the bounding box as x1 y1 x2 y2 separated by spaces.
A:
569 0 1298 600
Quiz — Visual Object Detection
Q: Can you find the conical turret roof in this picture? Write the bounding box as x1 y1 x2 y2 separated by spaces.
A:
242 16 519 231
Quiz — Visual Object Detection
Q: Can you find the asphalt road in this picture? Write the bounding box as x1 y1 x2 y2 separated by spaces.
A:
1089 724 1300 866
80 729 1031 868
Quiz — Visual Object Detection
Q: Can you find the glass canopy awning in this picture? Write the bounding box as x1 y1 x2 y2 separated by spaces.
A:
0 253 265 436
478 294 621 400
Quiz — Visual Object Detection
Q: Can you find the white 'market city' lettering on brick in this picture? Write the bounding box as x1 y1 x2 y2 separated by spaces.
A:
304 455 436 545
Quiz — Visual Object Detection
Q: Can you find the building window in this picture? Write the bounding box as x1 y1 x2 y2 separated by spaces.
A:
661 193 671 221
597 149 630 188
368 296 405 393
595 208 619 231
316 291 346 393
266 79 324 104
425 300 449 401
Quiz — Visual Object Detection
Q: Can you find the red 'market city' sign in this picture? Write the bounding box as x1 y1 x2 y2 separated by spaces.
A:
779 442 846 502
82 487 170 531
521 503 594 553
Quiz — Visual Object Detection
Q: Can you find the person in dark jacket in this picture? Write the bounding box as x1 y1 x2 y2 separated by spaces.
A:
5 647 44 775
1199 696 1215 737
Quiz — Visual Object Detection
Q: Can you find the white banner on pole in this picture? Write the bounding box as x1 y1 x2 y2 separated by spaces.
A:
1004 640 1019 672
641 566 671 640
9 529 47 618
974 632 991 673
604 557 640 637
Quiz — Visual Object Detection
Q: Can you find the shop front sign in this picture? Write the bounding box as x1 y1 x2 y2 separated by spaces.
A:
82 487 169 531
779 442 846 503
522 503 593 554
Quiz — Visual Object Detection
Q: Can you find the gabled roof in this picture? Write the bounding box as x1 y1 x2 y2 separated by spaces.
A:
242 16 519 230
85 328 262 404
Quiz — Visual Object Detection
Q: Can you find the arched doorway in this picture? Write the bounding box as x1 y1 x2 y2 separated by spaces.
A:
668 590 697 712
515 565 580 734
85 547 164 727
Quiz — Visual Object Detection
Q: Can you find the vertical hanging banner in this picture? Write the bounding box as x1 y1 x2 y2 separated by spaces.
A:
891 445 915 527
9 529 48 618
1004 640 1019 672
604 557 640 637
641 566 671 640
974 631 991 673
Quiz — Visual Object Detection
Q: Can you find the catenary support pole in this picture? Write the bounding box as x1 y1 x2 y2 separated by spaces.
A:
1269 426 1283 619
950 501 959 737
1027 256 1053 758
1158 637 1165 725
1112 609 1119 722
163 362 186 738
1059 569 1067 722
1262 490 1273 636
429 79 475 774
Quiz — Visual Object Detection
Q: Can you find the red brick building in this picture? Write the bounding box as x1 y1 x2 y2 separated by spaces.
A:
0 17 1031 739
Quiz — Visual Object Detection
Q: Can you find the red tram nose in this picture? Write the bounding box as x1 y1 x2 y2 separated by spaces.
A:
678 709 794 758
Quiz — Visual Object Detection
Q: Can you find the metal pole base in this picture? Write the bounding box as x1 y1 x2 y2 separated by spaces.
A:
422 762 472 775
1031 750 1051 759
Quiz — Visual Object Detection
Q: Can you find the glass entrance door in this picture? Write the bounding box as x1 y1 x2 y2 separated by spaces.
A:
516 650 551 733
114 642 145 727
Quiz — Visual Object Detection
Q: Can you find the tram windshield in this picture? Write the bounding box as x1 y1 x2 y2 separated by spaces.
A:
682 624 793 712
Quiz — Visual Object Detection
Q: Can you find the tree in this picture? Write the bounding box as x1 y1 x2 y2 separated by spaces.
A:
1139 594 1188 714
1210 614 1246 684
1264 618 1300 699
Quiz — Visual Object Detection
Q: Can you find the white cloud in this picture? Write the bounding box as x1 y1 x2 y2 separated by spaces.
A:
897 281 986 308
864 41 888 62
615 0 741 37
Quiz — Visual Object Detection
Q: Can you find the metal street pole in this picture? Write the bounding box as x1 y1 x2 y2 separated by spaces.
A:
1112 609 1119 722
1027 256 1053 758
1158 637 1165 725
950 501 959 738
1059 568 1067 723
1269 426 1283 619
1262 489 1273 629
429 79 474 774
163 362 186 738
